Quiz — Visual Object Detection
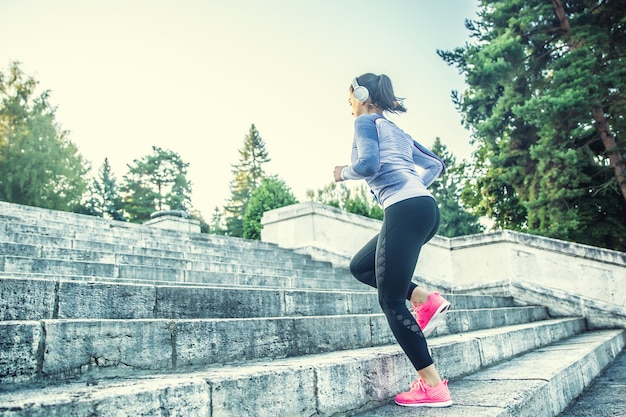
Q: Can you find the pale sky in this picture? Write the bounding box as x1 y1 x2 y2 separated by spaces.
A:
1 0 478 218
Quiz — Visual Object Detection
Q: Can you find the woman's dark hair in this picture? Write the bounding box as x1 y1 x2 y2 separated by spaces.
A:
351 73 407 114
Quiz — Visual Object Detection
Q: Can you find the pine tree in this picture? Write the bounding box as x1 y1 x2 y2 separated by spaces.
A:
84 157 125 220
430 138 484 237
438 0 626 250
121 146 193 223
224 124 270 237
208 206 226 235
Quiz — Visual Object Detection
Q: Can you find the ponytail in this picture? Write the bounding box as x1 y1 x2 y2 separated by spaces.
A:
352 73 407 114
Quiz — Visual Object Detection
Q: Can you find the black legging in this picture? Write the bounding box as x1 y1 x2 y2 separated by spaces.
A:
350 196 440 371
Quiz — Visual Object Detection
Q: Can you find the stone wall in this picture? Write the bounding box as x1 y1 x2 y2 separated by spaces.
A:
261 202 626 308
144 211 201 233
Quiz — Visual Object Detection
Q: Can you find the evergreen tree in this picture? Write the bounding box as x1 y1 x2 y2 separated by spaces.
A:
121 146 192 223
307 183 383 221
0 61 88 211
224 124 270 237
84 157 125 220
430 138 484 237
189 209 210 234
208 206 226 235
439 0 626 250
243 176 298 240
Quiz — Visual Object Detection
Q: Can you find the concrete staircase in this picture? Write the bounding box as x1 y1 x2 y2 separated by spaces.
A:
0 201 623 416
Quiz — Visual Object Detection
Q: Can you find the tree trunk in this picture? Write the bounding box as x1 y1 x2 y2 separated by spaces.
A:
592 108 626 200
551 0 570 34
551 0 626 202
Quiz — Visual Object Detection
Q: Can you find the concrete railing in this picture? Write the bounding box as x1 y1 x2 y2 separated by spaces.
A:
144 210 201 233
261 202 626 309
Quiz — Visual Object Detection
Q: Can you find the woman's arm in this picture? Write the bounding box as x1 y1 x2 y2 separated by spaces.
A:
341 116 381 180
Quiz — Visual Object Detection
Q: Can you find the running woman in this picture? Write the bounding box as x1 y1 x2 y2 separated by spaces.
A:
333 73 453 408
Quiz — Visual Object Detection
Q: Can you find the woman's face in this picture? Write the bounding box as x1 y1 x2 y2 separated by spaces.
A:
348 90 366 118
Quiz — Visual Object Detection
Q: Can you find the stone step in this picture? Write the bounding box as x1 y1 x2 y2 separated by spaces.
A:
1 253 349 281
0 304 553 388
0 230 337 271
0 205 358 290
558 348 626 417
0 204 306 268
0 270 364 292
355 330 626 417
0 206 272 248
0 224 349 277
0 213 306 256
0 276 518 321
0 255 360 290
0 241 335 272
5 201 621 417
0 318 592 416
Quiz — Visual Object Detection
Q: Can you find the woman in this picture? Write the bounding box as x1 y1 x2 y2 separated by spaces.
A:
333 73 453 408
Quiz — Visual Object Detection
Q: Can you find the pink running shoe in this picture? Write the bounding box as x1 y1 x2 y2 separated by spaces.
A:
413 292 451 337
395 379 453 407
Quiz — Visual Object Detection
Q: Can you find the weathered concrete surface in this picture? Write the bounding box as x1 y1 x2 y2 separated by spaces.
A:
262 202 626 308
0 278 56 320
1 207 360 292
58 280 156 319
41 319 174 378
559 350 626 416
509 281 626 331
314 347 413 414
3 256 117 277
430 306 549 337
206 362 317 416
2 200 625 417
0 376 211 417
2 276 529 321
0 316 586 386
1 330 622 417
0 321 42 385
355 330 625 417
156 284 285 319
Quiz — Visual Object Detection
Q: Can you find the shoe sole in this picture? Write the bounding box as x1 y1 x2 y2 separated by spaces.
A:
421 301 451 337
395 400 453 408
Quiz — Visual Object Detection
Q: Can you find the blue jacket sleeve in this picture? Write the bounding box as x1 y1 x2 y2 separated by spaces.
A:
412 140 445 187
341 116 380 180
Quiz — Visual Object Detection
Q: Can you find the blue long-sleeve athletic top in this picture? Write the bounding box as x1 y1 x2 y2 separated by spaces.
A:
341 113 445 209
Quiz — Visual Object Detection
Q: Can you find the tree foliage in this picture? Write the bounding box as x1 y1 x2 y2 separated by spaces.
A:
207 206 227 235
121 146 192 222
224 124 270 236
0 61 88 211
430 138 484 237
83 157 125 220
243 176 298 240
439 0 626 250
307 182 384 221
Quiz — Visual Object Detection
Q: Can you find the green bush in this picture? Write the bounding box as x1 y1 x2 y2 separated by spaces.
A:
242 177 298 240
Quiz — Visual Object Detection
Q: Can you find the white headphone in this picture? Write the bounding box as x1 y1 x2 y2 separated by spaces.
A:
351 77 369 102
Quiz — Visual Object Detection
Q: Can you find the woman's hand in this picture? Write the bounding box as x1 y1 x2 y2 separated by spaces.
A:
334 165 347 182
